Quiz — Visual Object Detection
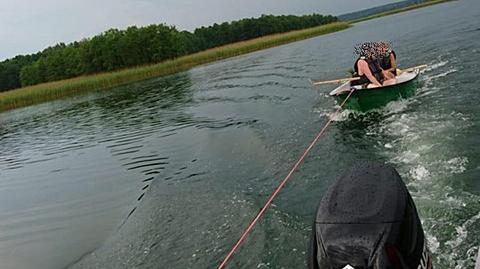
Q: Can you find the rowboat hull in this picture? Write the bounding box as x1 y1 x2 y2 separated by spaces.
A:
329 69 420 111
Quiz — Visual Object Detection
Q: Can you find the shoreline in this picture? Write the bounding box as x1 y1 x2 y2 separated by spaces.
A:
0 22 350 113
348 0 454 24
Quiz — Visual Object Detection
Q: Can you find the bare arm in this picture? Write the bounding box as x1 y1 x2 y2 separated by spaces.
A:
358 59 381 86
385 54 397 73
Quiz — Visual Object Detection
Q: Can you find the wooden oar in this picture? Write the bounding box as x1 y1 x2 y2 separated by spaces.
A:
311 77 360 86
311 64 428 86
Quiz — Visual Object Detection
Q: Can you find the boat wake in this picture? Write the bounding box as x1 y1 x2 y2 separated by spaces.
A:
323 58 480 268
424 68 457 81
425 60 448 72
371 99 479 268
379 113 478 267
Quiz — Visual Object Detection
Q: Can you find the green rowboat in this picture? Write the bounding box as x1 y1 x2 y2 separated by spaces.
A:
329 69 420 111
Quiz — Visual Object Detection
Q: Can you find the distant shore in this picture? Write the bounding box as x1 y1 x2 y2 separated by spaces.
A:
0 22 350 112
348 0 453 24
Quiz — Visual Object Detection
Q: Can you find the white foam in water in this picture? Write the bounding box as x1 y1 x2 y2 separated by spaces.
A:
443 195 466 208
418 60 457 99
372 90 478 267
416 87 440 98
427 234 441 254
443 157 468 174
393 150 421 165
256 262 269 268
385 120 412 137
427 68 458 80
409 165 430 181
382 98 411 114
426 60 449 71
316 108 357 122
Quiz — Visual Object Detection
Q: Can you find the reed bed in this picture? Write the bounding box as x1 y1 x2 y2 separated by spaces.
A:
0 22 350 112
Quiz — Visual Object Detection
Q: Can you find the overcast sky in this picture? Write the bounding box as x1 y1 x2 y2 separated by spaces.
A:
0 0 400 60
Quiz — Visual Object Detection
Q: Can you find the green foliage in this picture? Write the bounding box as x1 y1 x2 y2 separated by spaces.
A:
0 54 40 91
193 14 337 50
0 14 337 91
17 24 185 87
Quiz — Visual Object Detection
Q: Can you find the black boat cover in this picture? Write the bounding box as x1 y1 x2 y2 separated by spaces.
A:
309 163 432 269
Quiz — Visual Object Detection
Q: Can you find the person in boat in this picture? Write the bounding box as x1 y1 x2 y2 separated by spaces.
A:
377 41 397 80
352 42 396 88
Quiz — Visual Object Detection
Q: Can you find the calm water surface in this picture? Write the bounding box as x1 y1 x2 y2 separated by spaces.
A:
0 1 479 268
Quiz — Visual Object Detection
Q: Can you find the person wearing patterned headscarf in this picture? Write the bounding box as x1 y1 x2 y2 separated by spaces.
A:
352 41 397 88
352 42 384 88
377 41 397 79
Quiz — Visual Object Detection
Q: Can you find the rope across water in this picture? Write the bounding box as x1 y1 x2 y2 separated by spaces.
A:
216 89 356 269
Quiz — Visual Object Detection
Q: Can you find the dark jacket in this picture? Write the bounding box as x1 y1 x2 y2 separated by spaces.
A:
379 50 397 75
352 56 384 86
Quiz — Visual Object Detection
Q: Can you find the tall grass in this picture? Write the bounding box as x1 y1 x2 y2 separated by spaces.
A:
0 22 350 112
349 0 453 24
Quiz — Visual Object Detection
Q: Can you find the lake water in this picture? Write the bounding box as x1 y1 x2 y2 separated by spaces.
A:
0 1 479 268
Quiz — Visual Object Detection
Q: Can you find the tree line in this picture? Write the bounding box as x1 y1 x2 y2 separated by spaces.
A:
0 14 337 91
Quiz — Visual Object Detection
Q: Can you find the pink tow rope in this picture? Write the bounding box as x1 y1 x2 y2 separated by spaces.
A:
216 89 356 269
